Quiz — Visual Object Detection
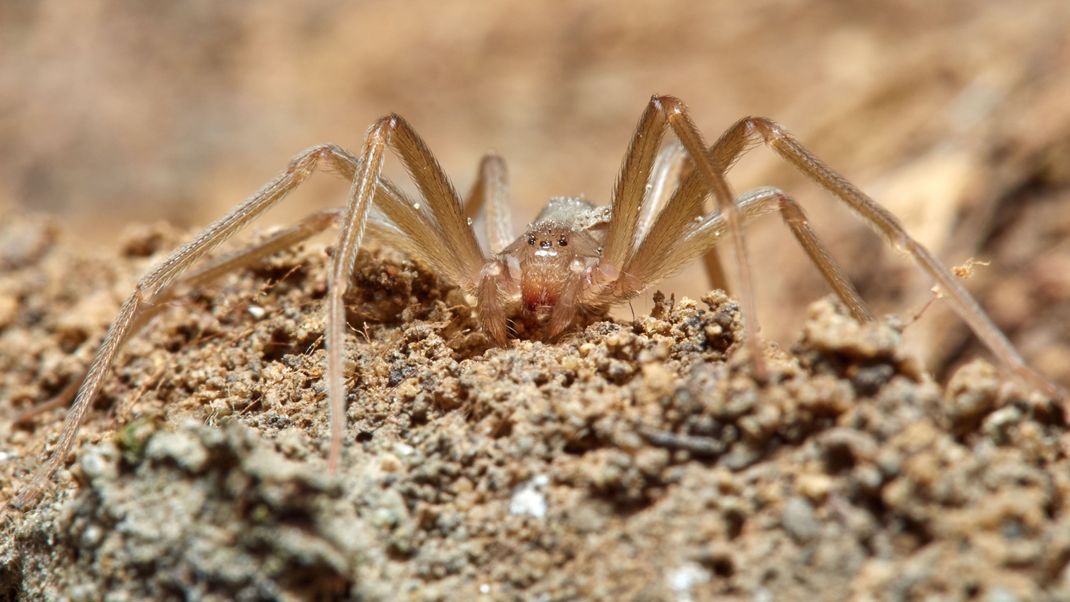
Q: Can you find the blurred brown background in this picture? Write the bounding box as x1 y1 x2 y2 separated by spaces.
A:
3 0 1070 386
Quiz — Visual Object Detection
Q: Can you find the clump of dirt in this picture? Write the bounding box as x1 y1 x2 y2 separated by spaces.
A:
1 210 1068 600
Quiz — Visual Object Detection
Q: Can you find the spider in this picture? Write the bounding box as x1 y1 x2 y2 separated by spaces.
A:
11 95 1061 508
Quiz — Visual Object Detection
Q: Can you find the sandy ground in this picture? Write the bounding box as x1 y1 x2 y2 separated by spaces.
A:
1 208 1068 600
3 1 1070 600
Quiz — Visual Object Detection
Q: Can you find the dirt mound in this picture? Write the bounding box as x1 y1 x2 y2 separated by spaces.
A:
1 213 1068 600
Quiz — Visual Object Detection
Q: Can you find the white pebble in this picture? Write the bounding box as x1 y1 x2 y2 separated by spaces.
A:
509 475 548 519
667 562 711 602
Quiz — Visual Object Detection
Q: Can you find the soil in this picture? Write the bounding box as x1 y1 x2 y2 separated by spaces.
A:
2 208 1069 601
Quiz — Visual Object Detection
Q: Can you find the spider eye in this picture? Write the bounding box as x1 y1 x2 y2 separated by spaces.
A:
527 235 536 246
558 238 568 247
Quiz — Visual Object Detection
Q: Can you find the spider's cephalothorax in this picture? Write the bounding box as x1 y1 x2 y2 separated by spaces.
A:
482 196 608 341
14 95 1061 510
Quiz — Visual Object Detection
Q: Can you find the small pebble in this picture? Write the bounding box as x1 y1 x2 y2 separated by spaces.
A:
782 496 820 543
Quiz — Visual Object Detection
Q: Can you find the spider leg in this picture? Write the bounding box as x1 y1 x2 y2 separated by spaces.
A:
628 102 1058 397
629 186 873 323
457 154 516 343
324 115 485 472
697 237 732 295
12 144 364 509
637 142 687 243
636 143 733 294
761 188 874 323
14 118 486 507
14 209 343 428
599 100 669 276
477 262 510 345
720 116 1059 397
173 208 341 295
549 261 588 339
331 145 512 346
655 98 766 379
463 154 514 254
594 96 765 379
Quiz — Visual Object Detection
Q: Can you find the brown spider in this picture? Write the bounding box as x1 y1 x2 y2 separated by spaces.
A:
12 95 1062 508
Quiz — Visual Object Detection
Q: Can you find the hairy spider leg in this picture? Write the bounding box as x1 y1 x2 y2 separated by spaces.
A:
610 96 1060 397
13 123 496 508
592 97 764 378
12 145 351 508
463 154 514 254
709 113 1058 396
